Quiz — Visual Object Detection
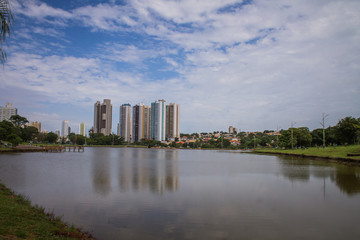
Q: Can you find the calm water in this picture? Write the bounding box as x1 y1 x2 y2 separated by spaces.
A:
0 147 360 240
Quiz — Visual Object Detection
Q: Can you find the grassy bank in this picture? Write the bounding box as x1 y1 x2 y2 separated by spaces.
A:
0 183 96 239
254 145 360 162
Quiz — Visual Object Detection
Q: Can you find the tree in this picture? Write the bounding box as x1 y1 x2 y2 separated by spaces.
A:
7 133 22 147
45 132 58 143
1 0 13 64
295 127 312 148
21 126 39 142
9 115 29 127
334 116 360 145
0 120 18 140
311 129 323 147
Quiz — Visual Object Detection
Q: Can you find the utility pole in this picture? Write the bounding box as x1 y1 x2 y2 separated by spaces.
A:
320 113 329 148
276 125 280 148
253 135 256 149
291 121 296 149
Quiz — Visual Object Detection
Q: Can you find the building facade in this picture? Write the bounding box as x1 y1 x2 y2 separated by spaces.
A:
119 103 132 142
94 99 112 136
144 106 151 139
166 103 180 139
132 104 144 143
150 99 166 141
79 122 86 136
62 120 69 138
29 121 41 132
0 102 17 121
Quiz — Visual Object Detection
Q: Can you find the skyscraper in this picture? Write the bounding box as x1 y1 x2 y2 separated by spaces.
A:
94 99 112 136
0 102 17 121
166 103 180 139
132 103 144 143
79 122 86 136
119 103 132 142
62 120 69 138
150 99 166 141
144 105 151 139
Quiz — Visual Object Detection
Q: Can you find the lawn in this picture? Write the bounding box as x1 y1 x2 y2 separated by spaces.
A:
254 145 360 161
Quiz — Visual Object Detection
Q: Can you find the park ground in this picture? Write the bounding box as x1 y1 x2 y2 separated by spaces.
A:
253 145 360 163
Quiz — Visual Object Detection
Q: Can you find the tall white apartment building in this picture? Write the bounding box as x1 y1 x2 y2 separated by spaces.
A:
119 103 132 142
166 103 180 139
150 99 166 141
0 102 17 121
62 120 69 138
79 122 86 136
94 99 112 136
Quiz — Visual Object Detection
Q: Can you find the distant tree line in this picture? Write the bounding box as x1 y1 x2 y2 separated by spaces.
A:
239 116 360 149
0 115 359 148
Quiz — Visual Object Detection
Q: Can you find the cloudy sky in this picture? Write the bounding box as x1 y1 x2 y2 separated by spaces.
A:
1 0 359 134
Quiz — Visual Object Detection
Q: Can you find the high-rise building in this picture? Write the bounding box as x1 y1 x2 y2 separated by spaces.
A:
166 103 180 139
132 104 151 142
0 102 17 121
150 99 166 141
79 122 86 136
119 103 132 142
94 99 112 136
132 103 144 143
29 121 41 132
228 126 237 135
55 130 61 138
144 105 151 139
62 120 69 138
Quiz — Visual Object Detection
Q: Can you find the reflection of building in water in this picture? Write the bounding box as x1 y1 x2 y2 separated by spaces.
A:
92 158 112 196
118 149 179 194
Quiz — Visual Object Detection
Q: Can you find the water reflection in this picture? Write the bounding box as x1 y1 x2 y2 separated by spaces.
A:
278 156 360 196
92 148 179 195
92 149 112 195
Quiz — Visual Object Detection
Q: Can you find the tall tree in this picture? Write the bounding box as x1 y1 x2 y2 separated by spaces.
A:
0 0 13 64
335 116 360 145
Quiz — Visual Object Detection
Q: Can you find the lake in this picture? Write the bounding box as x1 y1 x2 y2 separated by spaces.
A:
0 147 360 239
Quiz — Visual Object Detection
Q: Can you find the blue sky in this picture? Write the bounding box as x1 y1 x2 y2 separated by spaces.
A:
1 0 359 134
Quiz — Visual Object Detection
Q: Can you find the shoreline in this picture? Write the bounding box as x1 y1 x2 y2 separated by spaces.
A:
252 148 360 165
0 182 96 239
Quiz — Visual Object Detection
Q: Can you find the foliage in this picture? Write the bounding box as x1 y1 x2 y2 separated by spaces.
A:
0 0 13 64
87 133 124 145
9 114 28 127
6 133 22 147
21 126 39 142
45 132 58 143
334 116 360 145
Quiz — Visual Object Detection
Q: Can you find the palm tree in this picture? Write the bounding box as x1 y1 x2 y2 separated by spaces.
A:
0 0 13 64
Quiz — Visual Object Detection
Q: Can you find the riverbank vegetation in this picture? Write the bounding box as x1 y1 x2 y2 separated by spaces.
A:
1 115 359 151
0 182 95 239
253 145 360 162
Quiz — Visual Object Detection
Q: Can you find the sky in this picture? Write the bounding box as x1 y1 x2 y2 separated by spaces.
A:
1 0 359 134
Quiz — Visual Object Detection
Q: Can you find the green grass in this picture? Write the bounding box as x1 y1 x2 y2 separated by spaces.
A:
254 145 360 161
0 183 95 239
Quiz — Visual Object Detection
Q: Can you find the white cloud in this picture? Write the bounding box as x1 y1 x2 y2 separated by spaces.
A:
3 0 360 132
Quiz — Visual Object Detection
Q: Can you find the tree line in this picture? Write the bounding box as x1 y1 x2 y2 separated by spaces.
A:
0 115 359 148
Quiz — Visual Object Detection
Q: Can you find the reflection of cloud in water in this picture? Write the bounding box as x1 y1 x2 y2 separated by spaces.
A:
118 149 179 194
278 155 360 196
